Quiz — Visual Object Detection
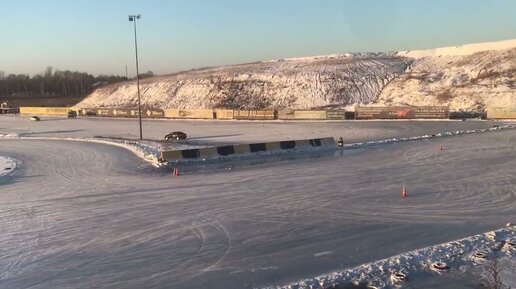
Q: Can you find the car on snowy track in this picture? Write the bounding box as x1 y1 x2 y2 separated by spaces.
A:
29 116 40 121
164 131 187 140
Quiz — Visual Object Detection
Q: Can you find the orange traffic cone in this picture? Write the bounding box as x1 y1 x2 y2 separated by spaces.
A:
174 168 180 176
440 145 443 151
402 186 407 198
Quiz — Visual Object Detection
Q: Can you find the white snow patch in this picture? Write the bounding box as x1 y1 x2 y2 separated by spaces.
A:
278 226 516 289
0 156 17 177
314 251 333 257
0 133 20 138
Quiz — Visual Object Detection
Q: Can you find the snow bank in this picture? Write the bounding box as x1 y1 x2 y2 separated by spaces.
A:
0 156 17 178
277 226 516 289
0 133 20 138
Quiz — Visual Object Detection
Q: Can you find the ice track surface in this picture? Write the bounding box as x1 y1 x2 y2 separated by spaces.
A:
0 127 515 288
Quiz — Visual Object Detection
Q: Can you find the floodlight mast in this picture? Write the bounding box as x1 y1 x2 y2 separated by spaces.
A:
128 14 142 140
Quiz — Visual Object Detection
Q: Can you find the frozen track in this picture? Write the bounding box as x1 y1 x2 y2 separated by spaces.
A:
0 126 515 288
0 114 508 144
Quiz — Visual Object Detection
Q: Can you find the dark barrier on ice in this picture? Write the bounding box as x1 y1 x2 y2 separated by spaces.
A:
309 139 322 146
217 146 235 156
280 141 296 149
181 149 201 159
249 143 267 153
345 111 356 120
159 137 337 162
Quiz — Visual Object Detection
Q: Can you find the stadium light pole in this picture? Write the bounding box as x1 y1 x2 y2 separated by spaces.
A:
128 14 143 140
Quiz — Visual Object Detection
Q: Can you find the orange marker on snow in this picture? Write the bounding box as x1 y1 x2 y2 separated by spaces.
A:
440 144 443 151
172 167 180 176
402 186 407 198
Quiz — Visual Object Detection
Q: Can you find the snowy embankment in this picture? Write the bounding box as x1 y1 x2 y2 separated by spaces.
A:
0 156 17 178
278 226 515 289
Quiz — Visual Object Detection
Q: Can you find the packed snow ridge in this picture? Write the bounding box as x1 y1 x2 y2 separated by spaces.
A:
78 39 516 112
275 226 516 289
0 156 17 178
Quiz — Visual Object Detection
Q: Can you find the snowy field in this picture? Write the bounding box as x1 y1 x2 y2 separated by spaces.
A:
0 115 515 289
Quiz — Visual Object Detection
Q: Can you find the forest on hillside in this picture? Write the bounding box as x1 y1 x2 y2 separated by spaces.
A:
0 67 131 98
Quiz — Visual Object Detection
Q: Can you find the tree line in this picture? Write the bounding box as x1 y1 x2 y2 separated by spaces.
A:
0 67 153 98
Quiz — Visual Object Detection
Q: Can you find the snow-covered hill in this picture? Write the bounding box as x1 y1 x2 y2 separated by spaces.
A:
78 39 516 111
379 40 516 111
79 55 409 110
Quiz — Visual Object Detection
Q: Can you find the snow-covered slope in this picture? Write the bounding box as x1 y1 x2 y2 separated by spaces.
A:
79 55 408 110
379 42 516 111
78 39 516 111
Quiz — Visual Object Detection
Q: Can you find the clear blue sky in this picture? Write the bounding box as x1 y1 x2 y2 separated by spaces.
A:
1 0 515 76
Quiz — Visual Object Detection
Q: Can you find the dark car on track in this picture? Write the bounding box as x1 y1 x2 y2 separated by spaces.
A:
29 116 41 121
67 111 77 118
165 131 187 140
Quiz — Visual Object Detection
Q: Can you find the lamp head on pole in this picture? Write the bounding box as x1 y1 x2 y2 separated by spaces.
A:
128 15 141 22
